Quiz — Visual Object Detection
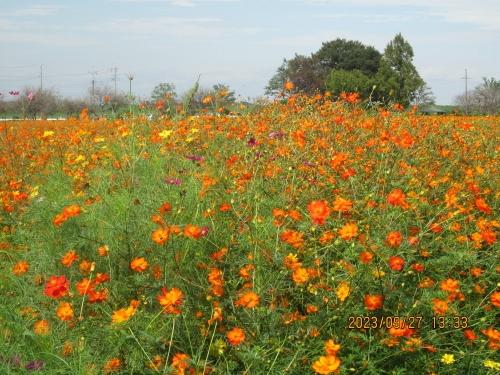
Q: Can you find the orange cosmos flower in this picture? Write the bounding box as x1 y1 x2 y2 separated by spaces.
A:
332 196 352 213
157 287 184 314
219 203 232 212
112 300 139 324
386 231 403 248
284 253 301 270
388 256 405 271
440 279 460 294
387 189 409 209
208 267 224 297
292 267 310 284
235 291 260 308
364 294 384 311
284 80 295 91
463 329 477 341
33 319 50 335
63 204 81 217
152 227 169 245
52 213 67 226
79 259 93 274
61 250 79 267
183 224 204 239
97 245 109 256
432 298 449 315
359 251 373 264
280 229 305 248
324 339 341 356
103 358 122 374
130 257 149 272
171 353 190 374
202 95 213 104
308 200 330 225
475 197 492 215
158 202 172 214
312 355 341 374
319 230 335 244
338 223 358 241
490 291 500 308
226 327 246 346
44 275 70 299
12 260 29 276
306 304 319 314
56 302 74 321
210 247 228 261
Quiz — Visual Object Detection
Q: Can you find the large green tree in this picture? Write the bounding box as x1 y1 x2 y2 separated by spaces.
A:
313 38 381 76
375 33 425 106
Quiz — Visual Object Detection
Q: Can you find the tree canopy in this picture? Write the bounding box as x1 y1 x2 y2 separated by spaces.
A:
313 38 381 76
375 33 425 106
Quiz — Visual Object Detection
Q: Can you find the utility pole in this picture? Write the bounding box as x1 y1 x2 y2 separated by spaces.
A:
89 71 98 97
112 67 118 98
40 64 43 91
462 68 471 114
127 74 134 98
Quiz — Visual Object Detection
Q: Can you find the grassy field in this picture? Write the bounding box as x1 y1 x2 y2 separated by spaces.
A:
0 95 498 374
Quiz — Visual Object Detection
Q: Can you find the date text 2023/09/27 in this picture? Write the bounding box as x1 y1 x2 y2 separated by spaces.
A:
347 315 470 330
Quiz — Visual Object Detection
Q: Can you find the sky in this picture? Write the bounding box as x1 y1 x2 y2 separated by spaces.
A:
0 0 499 104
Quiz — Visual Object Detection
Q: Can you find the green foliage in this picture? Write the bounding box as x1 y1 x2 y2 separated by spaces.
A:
374 33 425 106
313 38 381 76
150 82 177 102
182 76 200 114
325 69 375 99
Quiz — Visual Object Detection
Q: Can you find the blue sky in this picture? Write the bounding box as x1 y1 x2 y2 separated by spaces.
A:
0 0 499 104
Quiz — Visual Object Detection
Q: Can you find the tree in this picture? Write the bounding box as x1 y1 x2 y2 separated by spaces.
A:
455 77 500 114
313 38 381 76
266 54 326 95
412 84 436 107
375 33 425 106
325 69 374 99
151 82 177 102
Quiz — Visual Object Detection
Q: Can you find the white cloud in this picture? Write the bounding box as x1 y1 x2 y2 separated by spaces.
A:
90 16 223 37
110 0 239 6
1 5 66 17
299 0 500 31
0 32 98 46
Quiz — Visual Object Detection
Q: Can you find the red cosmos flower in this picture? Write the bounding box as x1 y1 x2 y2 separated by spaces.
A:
411 263 425 272
307 200 330 225
388 256 405 271
44 276 70 299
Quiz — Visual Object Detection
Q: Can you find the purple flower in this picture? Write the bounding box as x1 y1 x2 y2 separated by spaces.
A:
26 360 45 371
9 91 20 96
247 137 257 147
165 177 182 186
27 91 35 102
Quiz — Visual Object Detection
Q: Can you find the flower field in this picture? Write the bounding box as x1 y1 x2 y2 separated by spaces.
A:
0 95 498 374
